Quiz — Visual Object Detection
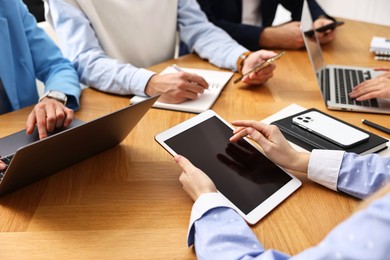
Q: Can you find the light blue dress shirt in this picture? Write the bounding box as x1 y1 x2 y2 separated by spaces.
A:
44 0 247 96
0 0 81 111
188 150 390 259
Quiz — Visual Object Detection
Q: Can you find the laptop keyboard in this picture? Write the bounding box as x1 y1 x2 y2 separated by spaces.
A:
0 155 13 181
333 68 379 107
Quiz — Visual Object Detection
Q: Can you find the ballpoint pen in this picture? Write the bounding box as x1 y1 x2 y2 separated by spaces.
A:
172 64 184 72
234 51 285 84
362 119 390 135
172 64 204 87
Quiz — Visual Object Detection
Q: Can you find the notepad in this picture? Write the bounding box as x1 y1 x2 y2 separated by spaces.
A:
370 36 390 61
130 66 233 113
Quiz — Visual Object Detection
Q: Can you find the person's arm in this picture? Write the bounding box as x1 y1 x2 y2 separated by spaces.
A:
334 152 390 199
296 192 390 259
20 1 81 139
45 0 211 103
175 155 291 259
187 191 390 259
44 0 154 96
196 0 264 51
175 135 390 259
230 120 390 199
178 0 248 71
179 0 277 85
308 150 390 199
24 2 80 110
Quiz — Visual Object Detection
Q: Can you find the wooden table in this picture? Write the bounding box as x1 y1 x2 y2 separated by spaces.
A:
1 19 389 259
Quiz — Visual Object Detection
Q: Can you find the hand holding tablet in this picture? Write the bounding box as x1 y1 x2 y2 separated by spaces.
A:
155 110 301 224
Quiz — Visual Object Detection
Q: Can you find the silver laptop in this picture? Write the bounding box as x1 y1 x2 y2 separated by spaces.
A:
0 95 159 196
300 0 390 114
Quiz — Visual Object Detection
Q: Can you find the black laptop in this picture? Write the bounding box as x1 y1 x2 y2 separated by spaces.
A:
0 95 159 196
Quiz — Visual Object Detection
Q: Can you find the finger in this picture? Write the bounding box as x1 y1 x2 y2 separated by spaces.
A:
373 67 390 72
34 104 49 139
350 81 379 97
25 111 37 135
0 161 6 170
231 120 256 130
230 128 249 142
185 74 209 89
174 155 195 173
63 108 74 127
232 126 246 134
245 127 266 144
45 104 57 133
54 108 66 129
232 121 277 142
182 81 207 95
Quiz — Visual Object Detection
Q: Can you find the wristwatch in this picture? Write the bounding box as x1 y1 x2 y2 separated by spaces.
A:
39 90 67 105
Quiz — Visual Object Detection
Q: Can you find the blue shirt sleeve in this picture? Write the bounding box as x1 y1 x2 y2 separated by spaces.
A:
189 152 390 259
178 0 247 71
337 153 390 199
21 1 81 110
192 194 390 260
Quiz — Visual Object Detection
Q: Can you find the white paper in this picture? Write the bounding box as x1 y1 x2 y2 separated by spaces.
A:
131 66 233 113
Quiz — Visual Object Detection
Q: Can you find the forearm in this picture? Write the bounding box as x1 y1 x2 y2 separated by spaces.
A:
178 0 247 71
337 153 390 199
23 2 81 109
73 51 154 96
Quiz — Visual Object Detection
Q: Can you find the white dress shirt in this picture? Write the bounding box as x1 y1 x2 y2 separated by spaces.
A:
44 0 247 96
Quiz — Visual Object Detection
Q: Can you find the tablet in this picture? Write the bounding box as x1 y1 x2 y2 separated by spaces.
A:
155 110 301 224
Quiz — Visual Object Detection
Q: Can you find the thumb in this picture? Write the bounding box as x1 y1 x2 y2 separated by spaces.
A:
174 155 193 171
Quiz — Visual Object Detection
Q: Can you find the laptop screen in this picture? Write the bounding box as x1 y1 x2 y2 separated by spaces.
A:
300 0 328 102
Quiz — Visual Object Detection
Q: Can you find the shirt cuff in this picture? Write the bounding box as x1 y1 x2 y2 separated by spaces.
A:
187 192 232 246
308 149 345 191
130 68 156 96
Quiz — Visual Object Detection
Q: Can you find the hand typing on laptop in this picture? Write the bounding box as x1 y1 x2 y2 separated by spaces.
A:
26 96 74 140
349 67 390 101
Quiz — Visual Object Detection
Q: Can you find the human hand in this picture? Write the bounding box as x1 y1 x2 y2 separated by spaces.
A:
229 120 309 172
0 160 6 171
349 70 390 101
145 72 208 104
374 67 390 73
313 18 336 44
26 98 74 140
174 155 217 201
260 21 304 49
217 139 278 184
240 50 277 85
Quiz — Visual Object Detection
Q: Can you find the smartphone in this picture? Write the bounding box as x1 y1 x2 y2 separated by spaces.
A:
292 111 369 148
234 51 285 83
304 20 344 37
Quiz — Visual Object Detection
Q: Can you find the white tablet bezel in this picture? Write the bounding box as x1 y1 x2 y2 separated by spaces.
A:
155 110 301 224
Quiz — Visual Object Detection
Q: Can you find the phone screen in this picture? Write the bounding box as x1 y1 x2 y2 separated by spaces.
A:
304 21 344 37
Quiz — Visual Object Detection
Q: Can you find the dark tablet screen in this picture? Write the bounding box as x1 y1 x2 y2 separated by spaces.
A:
165 116 292 214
